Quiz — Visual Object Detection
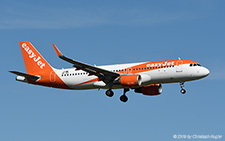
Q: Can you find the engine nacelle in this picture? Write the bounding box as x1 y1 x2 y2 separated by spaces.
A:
139 74 151 85
119 74 141 87
134 84 162 96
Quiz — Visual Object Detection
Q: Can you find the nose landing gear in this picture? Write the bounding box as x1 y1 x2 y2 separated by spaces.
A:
180 82 186 94
180 89 186 94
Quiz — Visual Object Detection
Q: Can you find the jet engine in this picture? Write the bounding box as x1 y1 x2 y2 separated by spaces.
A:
119 74 141 87
134 84 162 96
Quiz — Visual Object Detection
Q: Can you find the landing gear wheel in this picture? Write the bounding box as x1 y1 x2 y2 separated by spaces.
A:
119 88 129 103
120 95 128 103
105 89 114 97
180 89 186 94
179 82 186 94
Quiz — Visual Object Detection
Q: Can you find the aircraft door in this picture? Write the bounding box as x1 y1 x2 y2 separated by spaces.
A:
126 68 132 74
50 71 56 82
176 60 183 73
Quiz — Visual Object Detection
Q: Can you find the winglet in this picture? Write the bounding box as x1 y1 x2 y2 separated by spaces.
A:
53 44 63 57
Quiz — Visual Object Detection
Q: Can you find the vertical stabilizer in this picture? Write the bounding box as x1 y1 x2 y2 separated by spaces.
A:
19 41 52 75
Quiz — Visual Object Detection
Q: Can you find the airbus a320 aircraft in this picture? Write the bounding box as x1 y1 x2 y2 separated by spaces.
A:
10 41 210 102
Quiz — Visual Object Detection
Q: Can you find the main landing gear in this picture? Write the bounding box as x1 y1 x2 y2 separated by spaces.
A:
105 88 129 103
180 82 186 94
120 88 129 103
105 89 114 97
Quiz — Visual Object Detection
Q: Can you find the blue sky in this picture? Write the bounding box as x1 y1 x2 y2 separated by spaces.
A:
1 0 225 140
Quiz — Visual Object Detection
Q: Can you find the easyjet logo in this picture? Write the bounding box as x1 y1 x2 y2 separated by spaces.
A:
22 43 45 69
146 61 175 67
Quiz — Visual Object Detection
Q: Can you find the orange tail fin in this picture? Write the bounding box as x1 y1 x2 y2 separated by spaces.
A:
19 41 53 75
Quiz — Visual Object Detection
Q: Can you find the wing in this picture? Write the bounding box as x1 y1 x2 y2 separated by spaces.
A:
53 44 120 83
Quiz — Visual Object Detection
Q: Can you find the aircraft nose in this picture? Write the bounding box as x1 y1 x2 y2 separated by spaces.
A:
201 67 210 77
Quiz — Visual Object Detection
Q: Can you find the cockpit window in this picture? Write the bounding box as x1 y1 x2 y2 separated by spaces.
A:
190 63 201 67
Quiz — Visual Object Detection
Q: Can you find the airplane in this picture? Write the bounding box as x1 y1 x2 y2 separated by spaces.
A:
9 41 210 102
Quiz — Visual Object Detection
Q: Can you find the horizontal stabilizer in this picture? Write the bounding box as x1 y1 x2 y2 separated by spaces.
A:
9 71 40 81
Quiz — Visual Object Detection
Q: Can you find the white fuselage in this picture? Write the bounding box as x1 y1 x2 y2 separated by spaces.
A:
53 61 209 90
